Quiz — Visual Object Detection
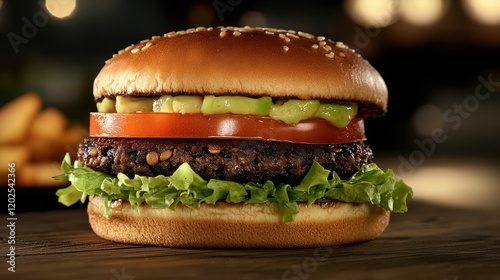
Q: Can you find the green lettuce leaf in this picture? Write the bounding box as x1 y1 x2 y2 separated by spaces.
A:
54 154 413 223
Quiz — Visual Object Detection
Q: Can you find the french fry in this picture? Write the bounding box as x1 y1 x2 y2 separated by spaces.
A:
27 137 64 162
59 123 87 154
28 107 68 140
0 145 29 166
0 93 42 144
0 146 30 179
0 93 86 186
19 162 66 186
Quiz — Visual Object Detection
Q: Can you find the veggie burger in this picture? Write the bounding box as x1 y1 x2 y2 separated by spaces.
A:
55 26 413 248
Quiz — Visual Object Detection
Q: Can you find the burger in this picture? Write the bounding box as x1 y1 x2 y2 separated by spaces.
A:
55 26 413 248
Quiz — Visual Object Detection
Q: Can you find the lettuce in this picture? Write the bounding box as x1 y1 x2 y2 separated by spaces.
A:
54 153 413 223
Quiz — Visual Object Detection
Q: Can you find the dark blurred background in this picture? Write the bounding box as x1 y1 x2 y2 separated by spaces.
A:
2 0 499 156
1 0 499 208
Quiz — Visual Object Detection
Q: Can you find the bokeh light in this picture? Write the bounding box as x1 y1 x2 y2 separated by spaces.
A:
345 0 399 28
240 11 268 27
400 0 448 26
412 104 445 136
463 0 500 26
45 0 76 18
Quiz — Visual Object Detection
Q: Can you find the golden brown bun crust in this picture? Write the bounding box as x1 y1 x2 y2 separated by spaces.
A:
94 27 388 116
87 196 390 248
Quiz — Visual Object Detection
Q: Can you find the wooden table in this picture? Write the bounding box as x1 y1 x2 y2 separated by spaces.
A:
2 199 499 279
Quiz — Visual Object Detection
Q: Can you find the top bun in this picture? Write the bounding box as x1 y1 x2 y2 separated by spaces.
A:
94 26 388 116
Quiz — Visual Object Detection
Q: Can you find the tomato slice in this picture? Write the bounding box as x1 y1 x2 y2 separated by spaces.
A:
89 113 365 144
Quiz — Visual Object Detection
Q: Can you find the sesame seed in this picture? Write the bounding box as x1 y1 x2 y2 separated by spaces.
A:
263 27 279 33
283 45 289 52
186 28 196 33
320 41 327 46
176 31 186 36
131 48 139 54
317 36 326 41
278 33 291 43
164 31 175 38
207 27 214 31
233 30 242 36
195 26 206 32
298 31 315 39
325 52 335 59
141 42 152 51
311 44 319 49
335 42 348 49
151 36 160 40
287 30 297 34
124 45 134 51
140 39 149 44
286 32 299 39
265 31 274 35
339 52 346 57
220 30 227 37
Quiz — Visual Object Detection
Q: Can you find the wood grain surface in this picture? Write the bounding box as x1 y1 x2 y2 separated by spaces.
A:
1 199 499 280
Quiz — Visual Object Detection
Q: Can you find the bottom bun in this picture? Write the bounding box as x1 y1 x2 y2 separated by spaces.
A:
87 196 390 248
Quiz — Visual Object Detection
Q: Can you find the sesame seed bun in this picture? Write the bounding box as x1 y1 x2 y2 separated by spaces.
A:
87 196 390 248
94 26 388 116
84 26 394 248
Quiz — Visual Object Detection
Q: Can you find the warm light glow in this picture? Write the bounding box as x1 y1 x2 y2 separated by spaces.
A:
45 0 76 18
345 0 399 28
412 104 445 136
463 0 500 25
402 164 500 210
400 0 447 26
188 1 215 27
240 11 268 27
